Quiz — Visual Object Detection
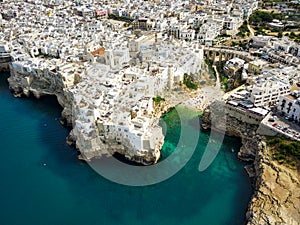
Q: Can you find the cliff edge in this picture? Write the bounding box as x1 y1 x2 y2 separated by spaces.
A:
246 142 300 225
201 101 300 225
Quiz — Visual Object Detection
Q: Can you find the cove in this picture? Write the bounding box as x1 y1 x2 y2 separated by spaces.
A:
0 72 252 225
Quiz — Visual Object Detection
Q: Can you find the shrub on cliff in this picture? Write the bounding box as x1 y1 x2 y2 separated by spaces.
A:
183 73 198 90
153 96 165 103
267 136 300 167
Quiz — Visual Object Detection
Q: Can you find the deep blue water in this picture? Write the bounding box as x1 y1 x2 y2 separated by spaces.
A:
0 72 252 225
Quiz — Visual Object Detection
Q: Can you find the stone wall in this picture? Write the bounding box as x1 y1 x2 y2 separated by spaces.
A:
256 122 279 137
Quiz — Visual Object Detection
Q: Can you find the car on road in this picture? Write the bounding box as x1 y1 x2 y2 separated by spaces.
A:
268 117 275 122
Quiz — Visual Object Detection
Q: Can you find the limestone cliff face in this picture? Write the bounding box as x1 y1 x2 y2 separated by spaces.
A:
201 101 260 161
0 63 10 72
246 143 300 225
8 65 73 124
202 102 300 225
7 65 163 165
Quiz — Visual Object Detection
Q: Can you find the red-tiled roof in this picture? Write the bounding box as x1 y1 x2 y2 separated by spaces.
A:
91 47 105 56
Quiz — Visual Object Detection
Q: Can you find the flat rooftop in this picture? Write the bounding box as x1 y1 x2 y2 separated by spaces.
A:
285 94 297 101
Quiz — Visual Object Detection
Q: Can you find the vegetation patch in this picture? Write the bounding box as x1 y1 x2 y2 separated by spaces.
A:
205 59 216 77
237 21 250 37
249 10 286 36
153 96 165 103
183 73 198 90
221 77 228 90
108 14 133 22
286 31 300 42
266 136 300 168
249 10 284 25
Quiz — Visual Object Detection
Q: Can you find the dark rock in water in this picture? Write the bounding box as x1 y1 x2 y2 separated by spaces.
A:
113 152 153 166
10 86 24 98
59 118 66 126
66 134 76 146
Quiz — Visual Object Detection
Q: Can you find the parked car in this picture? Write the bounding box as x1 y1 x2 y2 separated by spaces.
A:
268 117 275 122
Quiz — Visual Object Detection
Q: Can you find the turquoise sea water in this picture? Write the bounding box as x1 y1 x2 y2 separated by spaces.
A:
0 72 252 225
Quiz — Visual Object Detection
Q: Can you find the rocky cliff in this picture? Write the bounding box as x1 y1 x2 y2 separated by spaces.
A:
6 64 170 165
201 101 260 161
7 65 73 124
201 101 300 225
246 142 300 225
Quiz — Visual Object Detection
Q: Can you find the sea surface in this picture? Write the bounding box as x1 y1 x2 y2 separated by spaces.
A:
0 72 252 225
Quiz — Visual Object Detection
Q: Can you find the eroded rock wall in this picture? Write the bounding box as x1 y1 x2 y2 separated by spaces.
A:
202 101 300 225
246 143 300 225
6 65 164 165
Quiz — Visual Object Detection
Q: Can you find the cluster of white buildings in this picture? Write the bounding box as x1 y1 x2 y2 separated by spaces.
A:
0 0 205 163
251 36 300 66
244 35 300 125
227 63 300 109
224 62 300 141
0 0 259 46
66 39 203 162
244 74 291 108
2 0 299 159
278 90 300 122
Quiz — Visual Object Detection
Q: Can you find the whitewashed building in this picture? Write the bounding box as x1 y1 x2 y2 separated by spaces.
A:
277 91 300 122
246 76 290 107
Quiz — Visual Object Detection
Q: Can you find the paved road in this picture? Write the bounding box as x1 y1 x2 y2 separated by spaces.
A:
247 20 255 38
199 65 224 107
212 65 221 90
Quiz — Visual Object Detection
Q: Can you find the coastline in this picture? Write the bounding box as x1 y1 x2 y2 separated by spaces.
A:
1 68 265 223
246 142 300 225
201 102 300 224
0 0 298 223
5 60 213 165
0 71 253 225
2 59 298 224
